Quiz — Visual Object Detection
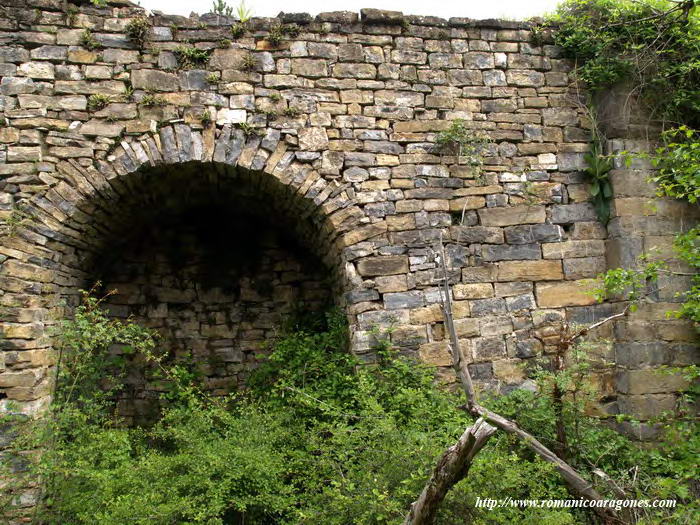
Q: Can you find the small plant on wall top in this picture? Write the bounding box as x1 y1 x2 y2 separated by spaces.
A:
211 0 233 16
266 25 284 47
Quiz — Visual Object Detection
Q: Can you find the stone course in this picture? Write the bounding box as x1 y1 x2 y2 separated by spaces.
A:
0 0 696 436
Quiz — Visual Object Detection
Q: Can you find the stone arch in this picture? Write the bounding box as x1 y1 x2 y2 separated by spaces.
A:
0 123 374 415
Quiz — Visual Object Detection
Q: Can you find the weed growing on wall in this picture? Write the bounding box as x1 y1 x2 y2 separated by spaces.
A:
125 16 151 49
435 119 491 172
173 46 211 70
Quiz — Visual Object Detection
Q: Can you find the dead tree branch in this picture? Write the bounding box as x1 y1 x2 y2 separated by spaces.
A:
432 235 621 523
403 418 496 525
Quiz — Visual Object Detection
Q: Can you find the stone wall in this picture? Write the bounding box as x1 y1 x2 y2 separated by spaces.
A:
0 0 696 427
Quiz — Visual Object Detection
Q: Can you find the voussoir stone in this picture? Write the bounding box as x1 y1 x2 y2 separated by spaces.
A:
356 255 408 276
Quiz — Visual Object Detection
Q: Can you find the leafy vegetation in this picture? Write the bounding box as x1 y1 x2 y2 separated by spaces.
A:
211 0 234 16
241 53 257 71
79 29 101 51
552 1 699 325
200 109 213 126
234 0 253 22
139 93 168 107
434 119 491 171
2 295 698 524
125 16 151 49
87 93 110 111
266 25 285 47
173 45 211 70
230 23 247 39
550 0 700 128
237 121 262 137
650 126 700 204
584 128 614 223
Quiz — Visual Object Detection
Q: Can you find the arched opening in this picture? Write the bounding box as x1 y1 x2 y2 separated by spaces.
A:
57 161 345 424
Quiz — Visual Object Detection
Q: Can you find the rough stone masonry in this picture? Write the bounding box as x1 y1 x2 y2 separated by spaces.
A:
0 0 697 436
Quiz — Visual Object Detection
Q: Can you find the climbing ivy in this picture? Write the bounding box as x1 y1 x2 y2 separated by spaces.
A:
550 0 700 127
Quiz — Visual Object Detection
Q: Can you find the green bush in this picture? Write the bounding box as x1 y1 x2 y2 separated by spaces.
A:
3 299 698 524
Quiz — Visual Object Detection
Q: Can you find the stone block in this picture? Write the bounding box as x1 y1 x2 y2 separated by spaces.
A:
616 370 689 395
375 274 408 293
131 69 178 91
542 240 606 259
482 243 541 261
473 336 506 361
470 297 507 317
550 203 597 224
291 58 328 78
454 318 480 337
563 256 606 279
357 255 409 277
18 62 54 79
505 293 536 312
497 260 563 281
480 316 513 337
332 63 376 79
212 109 244 127
453 283 494 300
617 394 677 420
493 359 525 383
478 205 545 226
392 325 428 347
209 48 247 69
0 370 37 388
450 225 504 244
7 146 41 162
384 291 425 310
298 127 329 151
419 341 452 366
468 362 493 380
494 281 533 297
505 70 544 87
535 280 597 308
504 224 563 244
